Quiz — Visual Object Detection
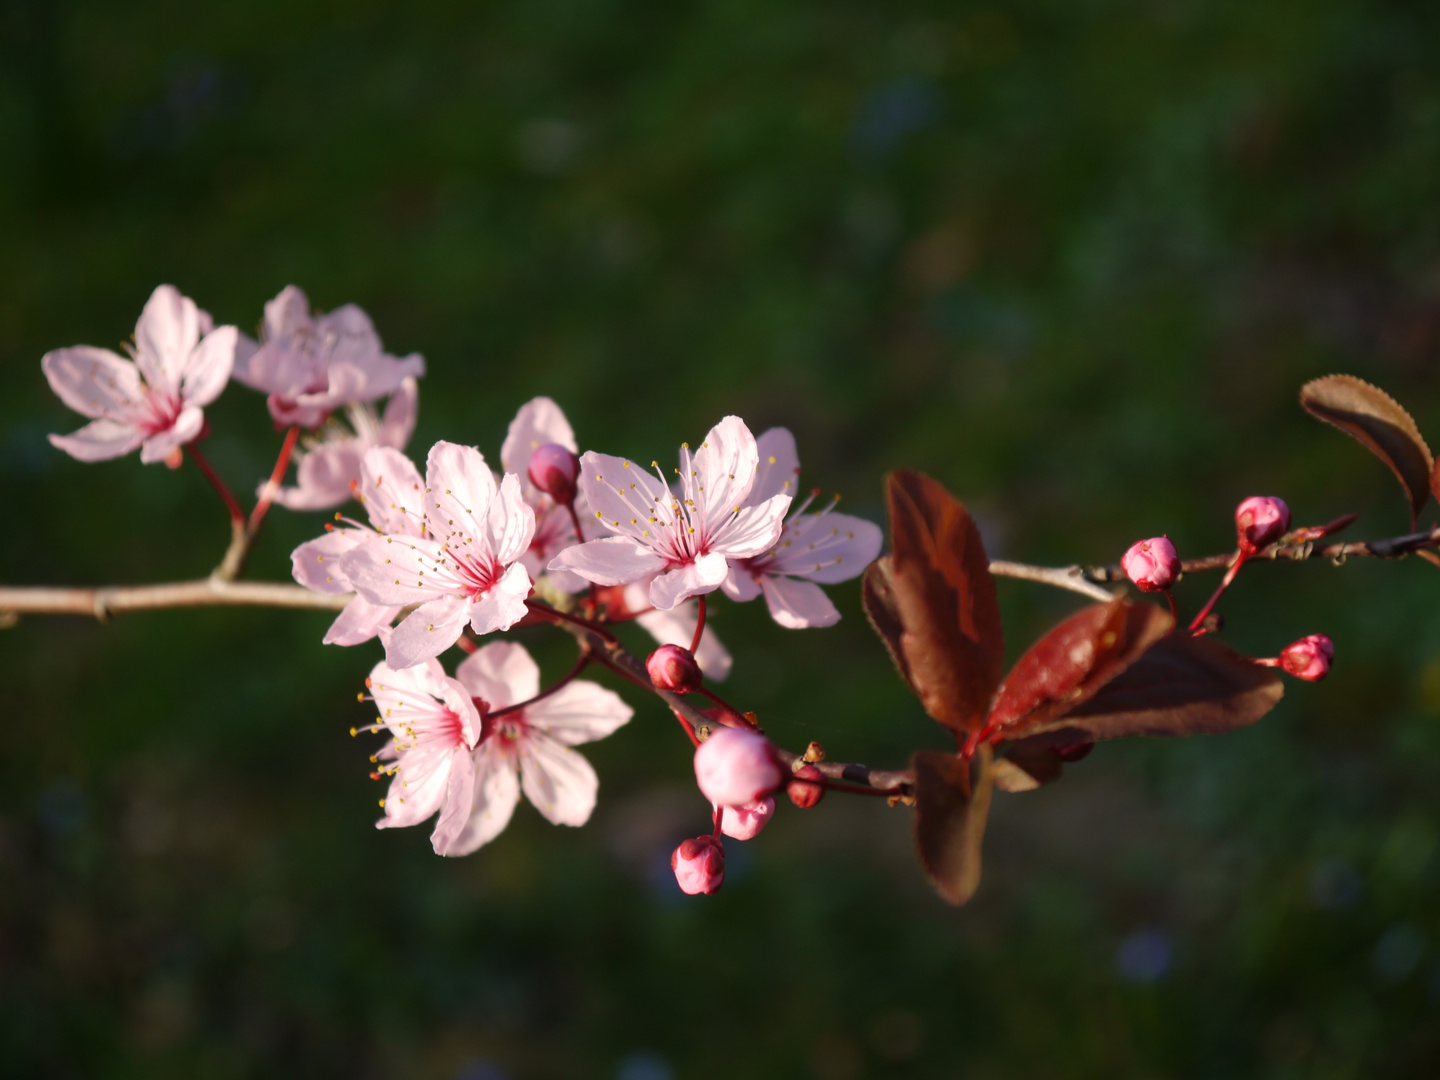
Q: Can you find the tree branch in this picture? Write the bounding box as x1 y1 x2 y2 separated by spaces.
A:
0 580 349 621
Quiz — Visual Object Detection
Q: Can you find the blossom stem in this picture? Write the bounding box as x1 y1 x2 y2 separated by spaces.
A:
696 686 758 730
248 425 300 535
524 599 619 645
1163 588 1178 625
690 596 707 654
487 650 592 720
673 708 702 748
1188 552 1246 633
184 443 245 526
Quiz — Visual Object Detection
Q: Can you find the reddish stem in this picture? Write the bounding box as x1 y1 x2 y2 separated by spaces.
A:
1163 588 1178 626
525 599 619 645
673 707 702 748
1188 552 1247 633
1252 656 1282 667
487 650 592 719
249 425 300 535
185 443 245 526
690 595 707 654
711 804 723 837
697 686 757 730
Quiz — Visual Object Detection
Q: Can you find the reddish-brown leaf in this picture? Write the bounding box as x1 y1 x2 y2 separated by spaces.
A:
862 557 912 691
878 471 1005 735
1022 632 1284 741
1300 375 1433 527
913 744 993 905
991 734 1094 792
982 598 1172 742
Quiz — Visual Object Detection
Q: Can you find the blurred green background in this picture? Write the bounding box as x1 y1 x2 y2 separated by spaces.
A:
5 0 1440 1076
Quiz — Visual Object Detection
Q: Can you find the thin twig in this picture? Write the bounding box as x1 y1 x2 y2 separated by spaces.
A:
988 561 1117 602
0 580 349 620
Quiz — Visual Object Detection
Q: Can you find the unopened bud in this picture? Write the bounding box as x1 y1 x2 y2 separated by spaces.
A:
1121 536 1180 592
720 797 775 841
672 835 725 895
693 728 783 806
786 763 826 809
163 446 184 470
1280 633 1333 681
1236 496 1290 554
528 442 580 505
647 644 703 694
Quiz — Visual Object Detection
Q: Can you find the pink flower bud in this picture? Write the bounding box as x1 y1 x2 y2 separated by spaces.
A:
786 763 826 809
647 645 703 694
693 728 783 807
720 797 776 841
1280 634 1333 681
1121 536 1180 592
1235 496 1290 554
672 835 725 895
528 442 580 505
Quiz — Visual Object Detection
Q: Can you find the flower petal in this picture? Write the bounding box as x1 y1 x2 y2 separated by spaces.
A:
455 640 540 710
379 377 419 450
274 440 364 512
292 529 365 592
548 536 665 586
709 493 792 560
323 595 398 646
358 446 427 536
486 472 536 567
750 427 801 506
422 441 498 554
430 747 476 855
134 285 204 397
576 451 672 547
466 561 532 637
519 732 598 827
446 743 521 855
648 551 729 610
692 415 760 526
384 594 472 668
766 512 884 584
527 680 633 746
180 325 237 408
761 575 839 629
340 534 449 605
720 564 762 602
48 418 145 462
42 346 145 421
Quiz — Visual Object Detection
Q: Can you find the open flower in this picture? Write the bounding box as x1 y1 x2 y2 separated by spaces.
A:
721 427 883 628
548 416 792 610
270 377 419 512
232 285 424 429
362 656 481 855
499 396 587 593
339 441 536 669
43 285 237 465
443 641 633 854
290 445 427 646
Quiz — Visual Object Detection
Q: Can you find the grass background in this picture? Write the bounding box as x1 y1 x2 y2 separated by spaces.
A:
4 0 1440 1076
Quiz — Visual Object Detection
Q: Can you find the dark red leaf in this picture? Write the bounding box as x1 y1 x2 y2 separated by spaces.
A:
982 598 1172 742
1021 632 1284 741
912 744 993 905
873 471 1005 735
1300 375 1433 527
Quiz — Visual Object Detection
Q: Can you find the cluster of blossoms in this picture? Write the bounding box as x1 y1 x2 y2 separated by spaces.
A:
41 283 884 888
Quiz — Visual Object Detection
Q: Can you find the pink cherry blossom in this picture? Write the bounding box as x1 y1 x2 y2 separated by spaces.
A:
1121 535 1180 593
721 427 883 628
269 377 419 512
646 644 703 694
232 285 424 429
42 285 237 465
291 445 428 646
362 656 481 855
500 397 588 594
720 796 775 841
1236 496 1291 554
548 416 792 610
339 441 536 669
440 641 633 854
693 728 783 807
1280 633 1334 681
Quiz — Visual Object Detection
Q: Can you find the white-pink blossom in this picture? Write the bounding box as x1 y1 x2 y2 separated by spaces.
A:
270 377 419 512
442 642 633 854
339 441 535 669
232 285 424 429
362 656 481 855
720 797 775 841
499 397 588 594
721 427 883 629
291 445 428 646
42 285 237 465
548 416 792 610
